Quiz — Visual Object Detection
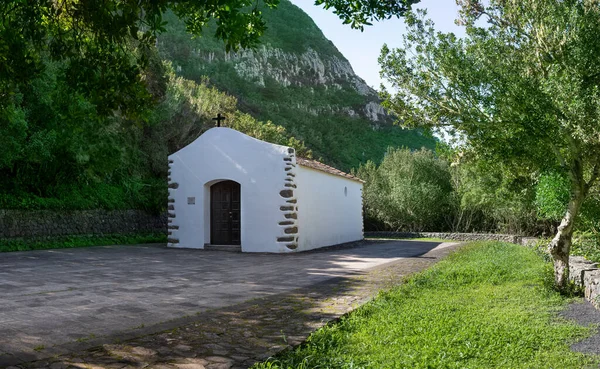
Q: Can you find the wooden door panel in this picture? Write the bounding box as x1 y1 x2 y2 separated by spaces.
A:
210 181 241 245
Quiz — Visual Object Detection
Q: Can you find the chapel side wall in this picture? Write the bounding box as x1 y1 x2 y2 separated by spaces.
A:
168 127 293 252
295 166 363 251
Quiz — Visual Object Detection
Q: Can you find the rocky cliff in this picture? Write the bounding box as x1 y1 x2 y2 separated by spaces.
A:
229 46 386 121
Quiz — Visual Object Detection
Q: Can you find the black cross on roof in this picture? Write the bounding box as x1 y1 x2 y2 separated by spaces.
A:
213 113 226 127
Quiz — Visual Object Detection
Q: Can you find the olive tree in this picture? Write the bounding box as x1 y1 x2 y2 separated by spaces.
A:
379 0 600 288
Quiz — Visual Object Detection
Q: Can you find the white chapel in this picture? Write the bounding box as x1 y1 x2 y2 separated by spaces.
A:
167 127 364 253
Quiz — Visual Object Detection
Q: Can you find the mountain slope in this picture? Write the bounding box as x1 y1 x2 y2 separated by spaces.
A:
157 0 435 171
0 1 435 213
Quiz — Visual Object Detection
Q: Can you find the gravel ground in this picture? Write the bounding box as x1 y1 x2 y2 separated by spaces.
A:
561 300 600 355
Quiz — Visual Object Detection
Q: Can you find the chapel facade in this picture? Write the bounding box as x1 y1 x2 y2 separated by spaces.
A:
167 127 363 253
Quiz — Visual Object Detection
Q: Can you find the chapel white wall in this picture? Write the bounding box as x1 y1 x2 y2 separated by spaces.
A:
295 166 364 251
167 127 296 252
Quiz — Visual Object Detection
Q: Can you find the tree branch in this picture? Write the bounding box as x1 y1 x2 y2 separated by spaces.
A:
585 159 600 195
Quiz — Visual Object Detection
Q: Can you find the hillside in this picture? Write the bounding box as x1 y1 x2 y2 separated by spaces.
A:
157 0 435 171
0 1 435 213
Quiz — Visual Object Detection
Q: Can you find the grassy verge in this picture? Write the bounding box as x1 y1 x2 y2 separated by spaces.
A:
0 233 167 252
253 242 599 369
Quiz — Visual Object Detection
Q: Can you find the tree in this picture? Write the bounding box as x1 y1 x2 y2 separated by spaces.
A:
357 148 453 232
379 0 600 288
0 0 418 120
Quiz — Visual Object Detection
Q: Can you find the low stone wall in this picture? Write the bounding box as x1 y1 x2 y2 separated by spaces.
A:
364 231 522 244
569 256 600 309
0 209 167 239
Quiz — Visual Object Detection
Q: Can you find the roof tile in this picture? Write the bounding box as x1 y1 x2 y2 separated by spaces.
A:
296 158 364 183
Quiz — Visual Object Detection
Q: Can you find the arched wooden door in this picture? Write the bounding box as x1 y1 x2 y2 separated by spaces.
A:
210 180 241 245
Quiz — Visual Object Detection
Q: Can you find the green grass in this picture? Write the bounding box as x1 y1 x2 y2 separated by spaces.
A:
253 242 599 369
0 233 167 252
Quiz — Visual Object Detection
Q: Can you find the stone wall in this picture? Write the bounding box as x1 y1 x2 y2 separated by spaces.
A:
0 210 167 239
569 256 600 309
364 231 522 244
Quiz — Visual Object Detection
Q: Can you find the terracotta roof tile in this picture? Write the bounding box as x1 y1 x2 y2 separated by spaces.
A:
296 157 365 183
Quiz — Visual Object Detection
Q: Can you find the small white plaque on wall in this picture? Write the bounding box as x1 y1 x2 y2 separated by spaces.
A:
187 197 196 205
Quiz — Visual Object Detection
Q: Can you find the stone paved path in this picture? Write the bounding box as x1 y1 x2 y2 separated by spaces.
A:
1 240 462 369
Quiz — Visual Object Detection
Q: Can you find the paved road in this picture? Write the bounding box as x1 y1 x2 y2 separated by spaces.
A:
0 240 447 363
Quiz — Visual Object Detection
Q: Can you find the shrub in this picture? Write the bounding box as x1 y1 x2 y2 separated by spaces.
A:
357 148 453 231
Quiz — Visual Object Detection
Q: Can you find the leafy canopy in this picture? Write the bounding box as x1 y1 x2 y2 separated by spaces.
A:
315 0 419 29
379 0 600 286
379 1 600 176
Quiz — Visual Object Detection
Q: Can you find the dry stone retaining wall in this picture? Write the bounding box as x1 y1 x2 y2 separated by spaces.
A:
365 231 522 244
0 209 167 239
569 256 600 309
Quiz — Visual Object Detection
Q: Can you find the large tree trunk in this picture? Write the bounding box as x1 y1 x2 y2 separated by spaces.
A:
548 158 587 290
548 191 583 289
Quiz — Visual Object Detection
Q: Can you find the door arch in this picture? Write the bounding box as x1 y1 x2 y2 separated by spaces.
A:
210 180 241 245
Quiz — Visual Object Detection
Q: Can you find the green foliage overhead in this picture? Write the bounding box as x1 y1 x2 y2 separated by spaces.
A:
536 172 571 221
315 0 418 30
379 0 600 287
253 242 598 368
0 0 279 120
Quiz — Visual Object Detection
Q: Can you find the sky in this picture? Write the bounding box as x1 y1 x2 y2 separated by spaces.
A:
289 0 464 89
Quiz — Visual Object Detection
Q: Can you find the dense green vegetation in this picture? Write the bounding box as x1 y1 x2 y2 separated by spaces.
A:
379 0 600 287
4 0 598 268
157 3 435 171
0 0 433 213
0 51 310 213
358 148 453 232
0 0 415 121
359 146 600 264
253 242 599 369
358 147 543 234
